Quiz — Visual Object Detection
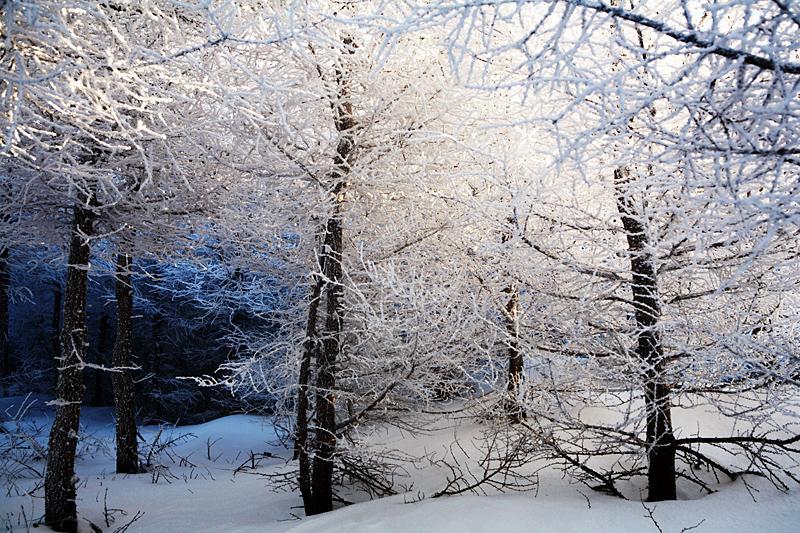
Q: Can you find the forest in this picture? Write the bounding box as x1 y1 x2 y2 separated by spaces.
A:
1 1 799 531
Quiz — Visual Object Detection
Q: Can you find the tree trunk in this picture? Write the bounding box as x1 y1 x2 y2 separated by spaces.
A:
0 247 9 393
504 286 525 423
91 312 110 406
112 253 139 474
614 168 676 502
301 37 357 516
52 281 63 386
148 309 164 419
151 311 163 376
45 205 94 532
295 263 325 514
310 208 345 515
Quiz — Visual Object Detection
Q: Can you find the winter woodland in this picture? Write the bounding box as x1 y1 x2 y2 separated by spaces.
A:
0 1 799 531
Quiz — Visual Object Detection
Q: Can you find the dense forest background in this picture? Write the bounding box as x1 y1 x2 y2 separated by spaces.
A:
2 246 252 423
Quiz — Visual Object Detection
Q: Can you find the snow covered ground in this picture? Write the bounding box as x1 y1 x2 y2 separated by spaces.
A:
289 482 800 533
2 395 799 532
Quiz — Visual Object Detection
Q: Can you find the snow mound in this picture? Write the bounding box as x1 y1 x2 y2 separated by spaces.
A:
287 481 800 533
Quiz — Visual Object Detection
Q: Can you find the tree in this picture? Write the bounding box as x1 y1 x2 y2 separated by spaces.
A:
178 3 511 513
111 253 138 474
44 204 94 531
1 1 247 527
373 0 800 501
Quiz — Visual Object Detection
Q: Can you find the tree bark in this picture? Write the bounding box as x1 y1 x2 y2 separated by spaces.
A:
614 168 676 502
310 207 345 515
295 260 325 514
0 247 9 392
45 205 94 532
91 312 110 406
504 286 525 423
112 253 139 474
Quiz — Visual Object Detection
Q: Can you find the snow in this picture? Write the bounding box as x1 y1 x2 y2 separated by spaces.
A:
287 483 800 533
2 395 799 532
1 396 301 532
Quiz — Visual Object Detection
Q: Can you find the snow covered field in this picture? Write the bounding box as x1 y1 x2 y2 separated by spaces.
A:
2 395 799 532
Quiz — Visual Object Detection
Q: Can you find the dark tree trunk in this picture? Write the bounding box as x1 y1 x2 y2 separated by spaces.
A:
614 168 676 502
295 265 325 514
151 311 163 376
148 310 164 420
300 37 357 516
310 209 345 515
0 247 9 392
504 286 525 423
52 281 63 385
45 205 94 532
91 312 110 406
112 254 139 474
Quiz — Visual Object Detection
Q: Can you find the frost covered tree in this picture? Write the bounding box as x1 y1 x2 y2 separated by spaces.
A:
371 0 800 501
379 0 800 247
1 1 252 528
155 3 519 514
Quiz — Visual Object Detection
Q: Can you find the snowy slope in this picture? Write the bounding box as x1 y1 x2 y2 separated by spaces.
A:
2 395 799 532
287 482 800 533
